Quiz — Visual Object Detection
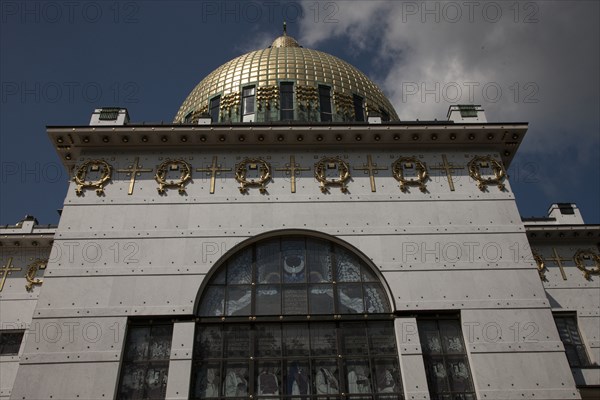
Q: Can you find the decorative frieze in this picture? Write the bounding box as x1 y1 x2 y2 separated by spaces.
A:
71 155 510 195
0 257 47 293
534 247 600 281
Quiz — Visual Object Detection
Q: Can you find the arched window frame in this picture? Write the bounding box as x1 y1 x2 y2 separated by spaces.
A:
193 230 397 320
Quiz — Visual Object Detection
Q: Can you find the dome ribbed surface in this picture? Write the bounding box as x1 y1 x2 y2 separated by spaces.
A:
174 35 398 123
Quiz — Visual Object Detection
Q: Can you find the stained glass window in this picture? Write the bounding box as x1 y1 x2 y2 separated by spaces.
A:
0 330 24 355
192 235 401 399
191 321 402 399
197 237 390 318
554 314 591 367
117 321 173 400
418 317 476 400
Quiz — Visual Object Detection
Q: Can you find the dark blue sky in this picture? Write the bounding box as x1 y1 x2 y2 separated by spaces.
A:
1 1 598 224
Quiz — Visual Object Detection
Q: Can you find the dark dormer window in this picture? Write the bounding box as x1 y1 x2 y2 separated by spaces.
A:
353 95 364 122
280 82 294 120
242 86 256 122
319 85 332 122
209 96 221 123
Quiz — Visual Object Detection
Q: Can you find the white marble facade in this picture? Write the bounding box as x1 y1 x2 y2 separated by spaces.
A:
1 120 597 400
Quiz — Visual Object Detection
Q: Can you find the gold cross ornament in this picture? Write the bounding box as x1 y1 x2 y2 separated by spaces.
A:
0 257 22 292
276 156 310 193
544 248 570 280
431 154 464 191
196 156 232 194
117 157 153 195
353 155 387 192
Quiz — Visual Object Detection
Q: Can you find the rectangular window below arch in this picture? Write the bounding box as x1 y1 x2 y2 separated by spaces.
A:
190 321 403 399
418 317 476 399
116 320 174 400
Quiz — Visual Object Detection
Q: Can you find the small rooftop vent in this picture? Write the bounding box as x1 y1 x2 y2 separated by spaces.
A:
447 105 487 123
367 112 382 125
547 203 584 224
17 215 38 226
89 107 130 126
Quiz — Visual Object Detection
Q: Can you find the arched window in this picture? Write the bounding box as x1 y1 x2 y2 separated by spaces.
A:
191 235 402 399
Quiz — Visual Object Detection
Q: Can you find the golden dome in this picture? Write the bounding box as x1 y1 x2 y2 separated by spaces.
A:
174 32 398 123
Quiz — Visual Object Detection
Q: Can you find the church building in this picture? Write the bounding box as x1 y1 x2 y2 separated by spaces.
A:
1 28 598 400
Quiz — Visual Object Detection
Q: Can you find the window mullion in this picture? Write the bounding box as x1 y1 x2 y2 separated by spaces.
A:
249 325 256 396
437 320 451 395
251 245 257 317
140 362 150 400
331 242 339 315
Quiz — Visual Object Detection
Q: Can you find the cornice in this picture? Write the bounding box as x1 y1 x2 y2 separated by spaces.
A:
47 122 527 171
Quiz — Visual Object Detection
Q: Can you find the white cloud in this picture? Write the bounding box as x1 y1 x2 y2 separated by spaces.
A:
236 30 274 53
298 1 599 158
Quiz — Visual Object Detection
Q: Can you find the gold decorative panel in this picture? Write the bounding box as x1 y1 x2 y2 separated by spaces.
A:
296 85 319 109
256 85 279 110
333 91 354 117
220 92 241 116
